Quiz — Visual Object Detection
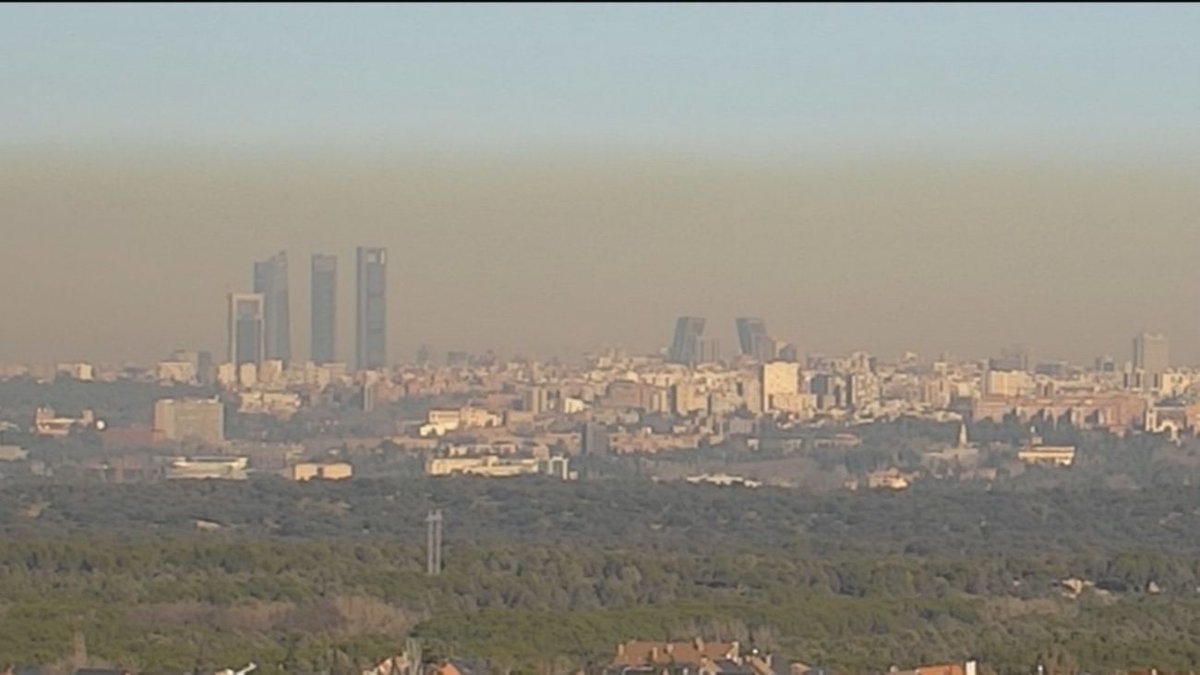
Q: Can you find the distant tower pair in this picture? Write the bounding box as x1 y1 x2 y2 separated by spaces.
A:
311 246 387 369
667 316 776 365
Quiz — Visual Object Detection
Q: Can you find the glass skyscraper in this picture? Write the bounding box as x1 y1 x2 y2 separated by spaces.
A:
668 316 706 366
227 293 265 366
356 246 387 370
736 317 775 362
311 253 337 364
253 251 292 363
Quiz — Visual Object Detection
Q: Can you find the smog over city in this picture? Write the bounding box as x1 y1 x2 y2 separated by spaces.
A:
2 5 1200 675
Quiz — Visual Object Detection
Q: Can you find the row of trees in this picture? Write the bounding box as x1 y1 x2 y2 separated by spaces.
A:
2 476 1200 672
6 475 1200 555
2 531 1200 673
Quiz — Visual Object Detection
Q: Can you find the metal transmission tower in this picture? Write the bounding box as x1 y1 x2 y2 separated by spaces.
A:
425 510 443 576
405 638 423 675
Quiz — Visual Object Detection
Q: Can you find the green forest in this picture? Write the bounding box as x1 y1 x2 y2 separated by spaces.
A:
3 477 1200 674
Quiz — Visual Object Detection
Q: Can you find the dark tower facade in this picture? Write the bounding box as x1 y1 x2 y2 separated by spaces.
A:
356 246 387 370
667 316 706 365
735 317 775 362
310 253 337 364
253 251 292 363
227 293 265 366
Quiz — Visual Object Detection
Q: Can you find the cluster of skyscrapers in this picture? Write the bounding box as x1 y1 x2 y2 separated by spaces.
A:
227 247 388 371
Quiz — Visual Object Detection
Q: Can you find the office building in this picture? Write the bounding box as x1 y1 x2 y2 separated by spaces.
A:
736 317 776 362
290 462 353 481
810 373 847 409
356 246 388 370
311 253 337 364
667 316 706 365
1133 332 1169 376
165 456 247 480
196 350 214 384
983 369 1032 397
153 398 225 446
227 293 265 366
581 421 610 455
253 251 291 363
988 345 1031 373
523 386 549 414
695 336 721 365
670 382 708 416
777 343 800 363
761 361 800 412
156 359 196 384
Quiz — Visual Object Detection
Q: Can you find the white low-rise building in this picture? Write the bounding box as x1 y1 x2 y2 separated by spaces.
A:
165 456 248 480
685 473 763 488
426 454 573 479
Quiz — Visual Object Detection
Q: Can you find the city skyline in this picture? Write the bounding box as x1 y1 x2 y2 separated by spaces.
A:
6 6 1200 673
215 247 1185 372
9 224 1197 369
210 252 1186 372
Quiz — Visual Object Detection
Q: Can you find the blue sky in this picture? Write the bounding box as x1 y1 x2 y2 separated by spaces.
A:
4 3 1200 159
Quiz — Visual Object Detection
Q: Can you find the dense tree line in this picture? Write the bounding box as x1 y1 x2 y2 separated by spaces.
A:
6 476 1200 556
2 478 1200 673
1 531 1199 673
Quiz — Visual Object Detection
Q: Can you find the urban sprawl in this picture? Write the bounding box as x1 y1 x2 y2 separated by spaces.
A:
1 249 1195 675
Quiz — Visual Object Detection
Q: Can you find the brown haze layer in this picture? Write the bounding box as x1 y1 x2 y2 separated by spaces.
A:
2 148 1198 365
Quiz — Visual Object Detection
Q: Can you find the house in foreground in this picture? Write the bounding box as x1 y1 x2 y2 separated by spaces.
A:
605 639 785 675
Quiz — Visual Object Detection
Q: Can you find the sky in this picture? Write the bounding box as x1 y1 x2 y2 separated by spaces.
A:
2 4 1200 365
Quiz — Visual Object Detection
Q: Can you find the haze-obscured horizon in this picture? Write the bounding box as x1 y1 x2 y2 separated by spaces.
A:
3 4 1200 365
